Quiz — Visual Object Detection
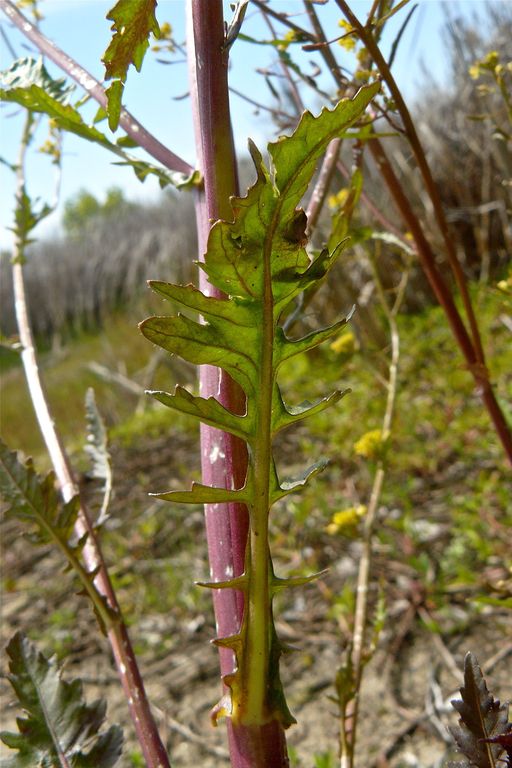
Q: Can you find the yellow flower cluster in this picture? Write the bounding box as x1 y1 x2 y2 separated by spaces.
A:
326 505 367 536
329 330 356 357
469 51 512 82
354 429 384 460
328 188 349 210
497 272 512 295
337 20 357 51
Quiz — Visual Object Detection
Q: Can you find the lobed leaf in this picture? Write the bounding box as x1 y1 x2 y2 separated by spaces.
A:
0 56 74 101
0 439 114 631
152 482 249 506
0 438 79 546
149 386 252 440
449 652 511 768
102 0 159 130
140 85 380 728
0 632 122 767
0 57 195 189
10 184 52 254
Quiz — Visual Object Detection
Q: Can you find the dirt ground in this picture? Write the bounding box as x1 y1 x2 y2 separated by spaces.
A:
1 434 511 767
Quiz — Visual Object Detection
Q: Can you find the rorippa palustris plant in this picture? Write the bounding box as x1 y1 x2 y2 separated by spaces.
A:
139 82 379 734
1 1 511 766
0 0 379 760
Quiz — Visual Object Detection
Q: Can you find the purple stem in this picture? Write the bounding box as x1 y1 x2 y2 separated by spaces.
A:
186 2 289 764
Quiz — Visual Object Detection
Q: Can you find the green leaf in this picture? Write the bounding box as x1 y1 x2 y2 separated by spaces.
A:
113 159 200 189
0 438 79 547
272 390 349 433
0 632 122 767
9 184 52 254
276 458 329 499
152 482 249 506
0 56 74 101
102 0 159 131
0 57 195 189
105 79 123 132
149 386 252 440
0 59 120 153
148 280 254 326
140 84 379 729
140 314 258 395
103 0 159 79
0 440 114 631
449 652 511 768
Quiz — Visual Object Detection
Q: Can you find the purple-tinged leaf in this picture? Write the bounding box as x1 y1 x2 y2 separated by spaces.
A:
449 652 511 768
0 633 122 767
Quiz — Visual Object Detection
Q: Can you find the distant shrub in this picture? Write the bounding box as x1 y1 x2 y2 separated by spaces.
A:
0 192 196 341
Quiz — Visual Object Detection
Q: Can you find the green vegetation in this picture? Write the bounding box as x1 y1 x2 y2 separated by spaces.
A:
2 278 509 624
62 186 133 236
1 1 511 766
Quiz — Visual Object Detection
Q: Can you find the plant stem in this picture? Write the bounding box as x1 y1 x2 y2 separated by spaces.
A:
368 138 512 463
298 0 512 464
334 0 512 464
186 2 289 764
0 0 192 176
11 112 170 768
337 0 485 359
340 246 408 768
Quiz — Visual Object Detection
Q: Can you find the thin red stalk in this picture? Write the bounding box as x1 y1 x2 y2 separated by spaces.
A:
300 0 512 464
12 116 170 768
336 0 486 362
0 0 192 176
368 138 512 463
186 2 289 764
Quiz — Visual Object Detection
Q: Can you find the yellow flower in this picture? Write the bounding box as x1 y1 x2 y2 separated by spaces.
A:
337 19 357 51
328 188 349 210
159 22 172 39
497 277 512 294
469 64 481 80
354 429 385 460
326 505 367 535
482 51 499 69
355 69 372 82
330 330 356 357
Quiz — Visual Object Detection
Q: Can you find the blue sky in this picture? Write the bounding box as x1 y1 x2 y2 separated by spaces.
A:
0 0 490 249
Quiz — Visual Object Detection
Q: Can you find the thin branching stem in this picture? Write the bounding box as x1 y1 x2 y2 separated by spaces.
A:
251 0 316 43
11 111 170 768
336 0 486 360
299 0 511 464
260 10 305 112
340 244 409 768
368 138 512 463
229 85 294 121
0 0 192 176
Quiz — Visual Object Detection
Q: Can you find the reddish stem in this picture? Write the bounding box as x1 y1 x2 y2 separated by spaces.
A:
368 138 512 463
186 1 288 764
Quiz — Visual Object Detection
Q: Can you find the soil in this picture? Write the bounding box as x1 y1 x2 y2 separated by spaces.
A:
1 433 511 768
